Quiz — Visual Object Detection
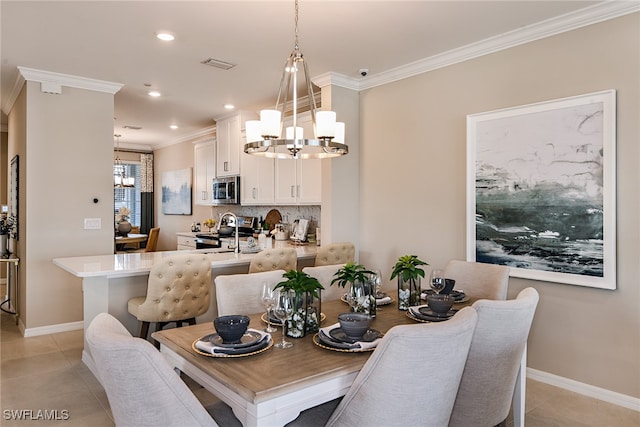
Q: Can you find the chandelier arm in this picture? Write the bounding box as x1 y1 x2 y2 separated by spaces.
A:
302 54 317 131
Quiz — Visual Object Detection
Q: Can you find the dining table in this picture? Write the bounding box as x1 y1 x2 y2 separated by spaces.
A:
114 233 147 251
152 291 526 427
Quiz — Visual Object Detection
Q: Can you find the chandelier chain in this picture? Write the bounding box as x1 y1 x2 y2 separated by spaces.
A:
294 0 299 50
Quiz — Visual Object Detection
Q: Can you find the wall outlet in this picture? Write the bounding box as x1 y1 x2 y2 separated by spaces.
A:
84 218 102 230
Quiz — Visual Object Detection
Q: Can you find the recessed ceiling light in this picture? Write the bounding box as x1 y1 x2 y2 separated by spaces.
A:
224 104 235 110
170 125 179 130
156 33 175 41
148 91 161 97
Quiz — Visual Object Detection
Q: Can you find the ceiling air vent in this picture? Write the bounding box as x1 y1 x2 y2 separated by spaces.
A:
123 125 142 130
201 58 236 70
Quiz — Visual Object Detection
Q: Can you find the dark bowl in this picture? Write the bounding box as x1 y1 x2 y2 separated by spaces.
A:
213 315 250 344
427 294 454 314
338 313 372 340
441 278 456 295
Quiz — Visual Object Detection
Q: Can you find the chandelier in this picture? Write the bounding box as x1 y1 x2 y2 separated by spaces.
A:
243 0 348 160
113 134 134 188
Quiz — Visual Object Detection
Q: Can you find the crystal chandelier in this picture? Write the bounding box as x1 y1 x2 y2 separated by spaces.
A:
113 134 134 188
243 0 348 160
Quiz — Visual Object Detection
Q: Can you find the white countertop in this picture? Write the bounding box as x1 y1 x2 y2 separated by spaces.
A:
53 243 318 279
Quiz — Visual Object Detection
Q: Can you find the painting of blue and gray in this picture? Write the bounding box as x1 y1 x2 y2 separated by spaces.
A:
475 102 604 277
162 168 192 215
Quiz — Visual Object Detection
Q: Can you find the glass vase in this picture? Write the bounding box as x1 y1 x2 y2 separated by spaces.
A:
286 291 321 338
397 277 421 310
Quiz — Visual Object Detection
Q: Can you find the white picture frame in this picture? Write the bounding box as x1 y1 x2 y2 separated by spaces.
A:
466 90 616 290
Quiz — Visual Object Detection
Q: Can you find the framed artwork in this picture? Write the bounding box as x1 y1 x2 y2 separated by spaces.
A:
466 90 616 290
161 168 192 215
10 155 18 240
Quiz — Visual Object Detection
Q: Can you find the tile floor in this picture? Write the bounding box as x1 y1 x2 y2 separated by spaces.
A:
1 309 638 426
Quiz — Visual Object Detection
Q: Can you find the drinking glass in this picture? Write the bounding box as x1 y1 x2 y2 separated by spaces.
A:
430 269 446 294
371 270 383 297
260 283 277 333
346 282 366 313
273 290 294 348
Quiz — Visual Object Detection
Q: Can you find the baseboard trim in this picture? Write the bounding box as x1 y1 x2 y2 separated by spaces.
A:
22 320 84 337
527 368 640 412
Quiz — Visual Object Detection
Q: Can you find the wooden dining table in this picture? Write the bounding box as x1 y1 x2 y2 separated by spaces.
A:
114 233 147 251
153 292 526 427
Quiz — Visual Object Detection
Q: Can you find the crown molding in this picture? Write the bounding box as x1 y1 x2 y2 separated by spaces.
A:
152 125 217 150
1 72 26 116
325 1 640 92
17 66 124 94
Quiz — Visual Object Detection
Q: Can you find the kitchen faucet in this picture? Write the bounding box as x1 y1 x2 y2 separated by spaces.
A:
219 212 239 254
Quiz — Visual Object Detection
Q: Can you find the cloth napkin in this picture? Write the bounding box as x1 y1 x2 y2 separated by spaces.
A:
320 323 382 350
409 304 430 318
376 296 392 304
195 329 270 354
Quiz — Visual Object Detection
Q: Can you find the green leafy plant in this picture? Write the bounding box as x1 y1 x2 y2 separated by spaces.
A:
390 255 428 282
331 263 375 288
274 270 324 299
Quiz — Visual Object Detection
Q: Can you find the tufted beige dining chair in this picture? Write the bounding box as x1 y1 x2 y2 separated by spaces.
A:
314 242 355 266
301 264 346 302
128 253 212 340
215 269 286 317
248 247 297 273
443 260 510 300
449 287 539 427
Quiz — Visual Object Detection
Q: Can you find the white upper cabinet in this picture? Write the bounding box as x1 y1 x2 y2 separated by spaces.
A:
216 111 257 177
240 134 275 205
194 140 216 206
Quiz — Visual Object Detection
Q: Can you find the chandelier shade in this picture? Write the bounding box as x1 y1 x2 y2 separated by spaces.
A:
243 0 348 160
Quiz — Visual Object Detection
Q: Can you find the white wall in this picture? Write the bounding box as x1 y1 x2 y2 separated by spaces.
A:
357 14 639 398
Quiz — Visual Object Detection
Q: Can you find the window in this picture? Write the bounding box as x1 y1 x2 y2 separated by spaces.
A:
114 163 141 226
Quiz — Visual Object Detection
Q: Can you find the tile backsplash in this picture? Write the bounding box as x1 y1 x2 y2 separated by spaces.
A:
207 205 320 231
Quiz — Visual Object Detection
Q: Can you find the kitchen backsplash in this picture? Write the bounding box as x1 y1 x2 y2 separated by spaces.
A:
206 205 320 230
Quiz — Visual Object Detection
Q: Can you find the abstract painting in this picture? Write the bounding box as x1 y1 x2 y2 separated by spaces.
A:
162 168 192 215
466 90 616 289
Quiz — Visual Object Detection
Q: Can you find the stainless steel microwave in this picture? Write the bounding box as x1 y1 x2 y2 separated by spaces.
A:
212 176 240 205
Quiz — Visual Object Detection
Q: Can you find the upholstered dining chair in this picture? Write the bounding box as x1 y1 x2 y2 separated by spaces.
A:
301 264 346 302
289 307 479 427
448 287 539 427
86 312 242 427
444 259 510 300
248 247 297 273
314 242 355 266
215 269 286 316
128 253 211 340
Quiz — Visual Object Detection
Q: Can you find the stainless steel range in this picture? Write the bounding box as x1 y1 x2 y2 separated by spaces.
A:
194 215 257 251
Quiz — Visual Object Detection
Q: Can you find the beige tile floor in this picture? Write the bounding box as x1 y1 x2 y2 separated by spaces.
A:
1 309 638 426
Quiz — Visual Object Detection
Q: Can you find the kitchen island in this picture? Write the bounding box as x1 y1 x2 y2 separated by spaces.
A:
53 244 317 373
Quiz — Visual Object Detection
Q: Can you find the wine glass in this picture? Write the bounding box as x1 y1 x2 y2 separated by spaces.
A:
261 283 277 333
371 270 383 297
273 290 294 349
430 269 446 295
346 282 366 313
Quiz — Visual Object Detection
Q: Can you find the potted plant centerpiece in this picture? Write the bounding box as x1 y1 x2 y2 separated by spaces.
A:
274 270 323 338
331 263 377 316
390 255 428 310
0 213 16 257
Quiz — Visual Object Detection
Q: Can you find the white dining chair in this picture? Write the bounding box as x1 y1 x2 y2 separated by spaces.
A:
86 313 224 427
302 264 346 302
448 287 539 427
288 307 479 427
444 259 510 300
215 269 286 316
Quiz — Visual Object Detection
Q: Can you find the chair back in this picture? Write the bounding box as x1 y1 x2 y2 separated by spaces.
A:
314 242 355 266
326 307 478 427
449 287 539 427
444 259 510 300
86 313 218 427
248 248 297 273
145 227 160 252
215 270 286 316
302 264 346 302
135 253 211 323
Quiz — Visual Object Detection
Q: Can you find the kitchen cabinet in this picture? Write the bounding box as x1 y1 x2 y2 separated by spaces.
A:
176 233 197 250
241 135 275 205
216 111 257 177
194 140 215 205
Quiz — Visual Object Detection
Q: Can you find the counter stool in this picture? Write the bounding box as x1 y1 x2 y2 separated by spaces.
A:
127 253 211 342
248 248 297 273
314 243 355 266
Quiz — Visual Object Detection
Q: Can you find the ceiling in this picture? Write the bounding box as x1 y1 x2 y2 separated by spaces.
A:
1 1 606 150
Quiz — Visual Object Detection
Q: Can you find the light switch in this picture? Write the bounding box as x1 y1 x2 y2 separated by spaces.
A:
84 218 102 230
